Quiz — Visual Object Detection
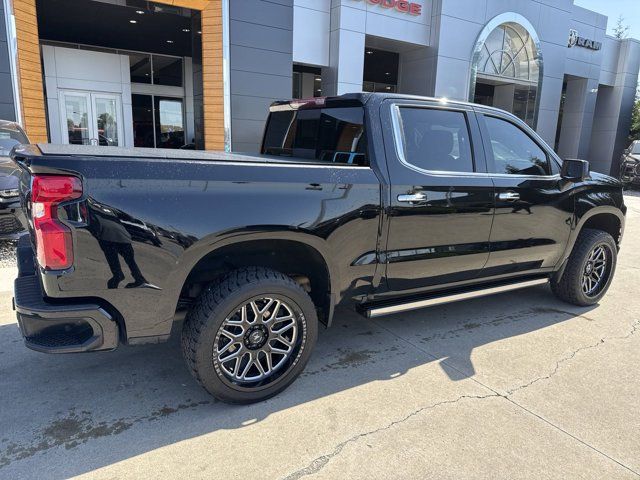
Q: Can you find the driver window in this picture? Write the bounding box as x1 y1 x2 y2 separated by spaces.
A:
484 116 550 176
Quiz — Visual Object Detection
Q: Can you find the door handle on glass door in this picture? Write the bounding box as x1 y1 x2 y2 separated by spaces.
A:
398 192 428 204
498 191 520 201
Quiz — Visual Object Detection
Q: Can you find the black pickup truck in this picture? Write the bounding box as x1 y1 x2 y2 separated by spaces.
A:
12 93 625 404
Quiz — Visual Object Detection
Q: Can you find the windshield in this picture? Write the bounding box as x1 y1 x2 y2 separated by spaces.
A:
0 124 28 157
631 142 640 154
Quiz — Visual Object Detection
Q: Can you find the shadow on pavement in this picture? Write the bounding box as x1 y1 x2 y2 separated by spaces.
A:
0 284 596 477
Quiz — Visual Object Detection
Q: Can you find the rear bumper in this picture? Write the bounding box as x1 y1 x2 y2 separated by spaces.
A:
13 239 119 353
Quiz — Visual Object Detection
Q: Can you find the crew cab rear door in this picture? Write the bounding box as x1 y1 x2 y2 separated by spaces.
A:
380 99 494 292
474 109 572 275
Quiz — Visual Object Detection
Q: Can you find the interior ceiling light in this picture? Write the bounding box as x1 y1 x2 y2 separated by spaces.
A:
129 19 137 23
182 28 190 32
366 50 373 54
166 40 174 44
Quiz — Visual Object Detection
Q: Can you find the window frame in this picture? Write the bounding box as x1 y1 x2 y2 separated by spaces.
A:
154 95 186 149
132 93 186 149
478 111 561 178
391 104 481 176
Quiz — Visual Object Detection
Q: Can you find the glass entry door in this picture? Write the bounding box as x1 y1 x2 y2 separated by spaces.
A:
59 90 123 146
60 91 91 146
94 94 121 146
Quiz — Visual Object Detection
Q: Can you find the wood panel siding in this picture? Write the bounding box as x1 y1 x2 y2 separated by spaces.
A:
167 0 210 10
10 0 225 150
12 0 47 142
201 1 225 150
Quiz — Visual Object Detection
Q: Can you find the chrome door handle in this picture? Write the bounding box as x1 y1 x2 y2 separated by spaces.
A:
398 192 428 203
498 191 520 201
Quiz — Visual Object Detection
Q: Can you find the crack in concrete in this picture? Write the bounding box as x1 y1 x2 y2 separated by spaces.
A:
280 393 498 480
505 320 640 396
283 318 640 480
363 316 640 478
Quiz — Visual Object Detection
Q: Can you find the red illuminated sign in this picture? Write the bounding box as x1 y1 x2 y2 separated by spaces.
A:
355 0 423 16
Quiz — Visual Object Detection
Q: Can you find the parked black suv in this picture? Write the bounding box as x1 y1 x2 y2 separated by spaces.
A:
12 93 625 403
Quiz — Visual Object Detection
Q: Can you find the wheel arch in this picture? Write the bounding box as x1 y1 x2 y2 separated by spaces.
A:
580 212 624 246
173 231 339 327
555 206 625 280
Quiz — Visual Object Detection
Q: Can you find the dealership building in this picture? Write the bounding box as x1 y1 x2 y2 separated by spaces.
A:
0 0 638 175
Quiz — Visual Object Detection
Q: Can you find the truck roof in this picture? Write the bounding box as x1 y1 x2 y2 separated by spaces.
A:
269 92 492 113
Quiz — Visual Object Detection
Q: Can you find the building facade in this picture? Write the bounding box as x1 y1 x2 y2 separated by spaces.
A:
0 0 638 175
0 0 225 150
230 0 640 175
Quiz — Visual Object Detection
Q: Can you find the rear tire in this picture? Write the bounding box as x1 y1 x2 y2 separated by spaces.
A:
182 267 318 404
181 267 318 404
551 229 617 306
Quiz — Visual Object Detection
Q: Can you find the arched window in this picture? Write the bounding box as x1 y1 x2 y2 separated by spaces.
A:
470 14 543 128
477 23 539 83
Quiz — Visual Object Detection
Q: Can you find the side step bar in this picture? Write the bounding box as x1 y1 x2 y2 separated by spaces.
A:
363 278 549 319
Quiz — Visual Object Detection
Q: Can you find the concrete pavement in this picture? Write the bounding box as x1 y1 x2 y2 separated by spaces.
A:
0 195 639 479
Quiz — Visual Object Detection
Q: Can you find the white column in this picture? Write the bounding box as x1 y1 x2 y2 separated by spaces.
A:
120 55 134 148
534 41 567 147
322 1 365 96
589 38 640 174
557 76 598 160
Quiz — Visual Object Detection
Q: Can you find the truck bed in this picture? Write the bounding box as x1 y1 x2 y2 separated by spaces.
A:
34 144 334 166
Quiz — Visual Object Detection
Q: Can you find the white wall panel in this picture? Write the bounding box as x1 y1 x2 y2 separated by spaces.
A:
41 46 134 147
293 5 330 66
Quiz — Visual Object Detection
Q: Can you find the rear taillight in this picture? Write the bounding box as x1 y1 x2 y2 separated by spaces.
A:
31 175 82 270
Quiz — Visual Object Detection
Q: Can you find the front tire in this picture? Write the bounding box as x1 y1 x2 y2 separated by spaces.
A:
551 229 617 306
181 267 318 404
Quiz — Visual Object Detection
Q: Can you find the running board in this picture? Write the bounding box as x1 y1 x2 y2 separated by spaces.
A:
363 278 549 319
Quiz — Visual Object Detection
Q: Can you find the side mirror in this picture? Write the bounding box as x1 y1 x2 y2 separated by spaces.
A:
561 159 590 181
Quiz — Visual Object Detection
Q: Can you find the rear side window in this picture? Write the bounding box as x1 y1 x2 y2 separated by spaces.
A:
397 107 474 173
262 107 367 165
484 116 549 176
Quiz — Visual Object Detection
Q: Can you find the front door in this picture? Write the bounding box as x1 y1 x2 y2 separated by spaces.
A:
476 111 572 276
382 101 495 293
59 90 123 146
